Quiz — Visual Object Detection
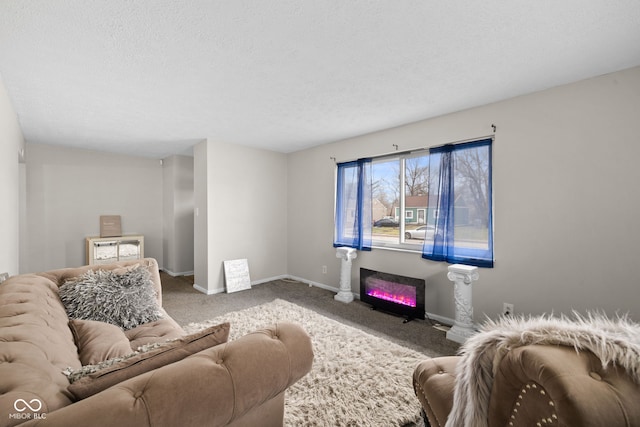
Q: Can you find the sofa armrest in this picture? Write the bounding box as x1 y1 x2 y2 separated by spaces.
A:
413 356 460 427
23 322 313 427
488 345 640 427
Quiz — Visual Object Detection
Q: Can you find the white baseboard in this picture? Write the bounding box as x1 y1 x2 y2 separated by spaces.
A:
162 269 194 277
252 274 289 285
192 283 224 295
426 312 455 327
286 275 338 292
192 274 287 295
286 275 359 299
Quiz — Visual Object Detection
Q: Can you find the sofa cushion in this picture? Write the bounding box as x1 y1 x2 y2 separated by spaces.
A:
125 316 186 350
67 322 230 400
69 319 133 365
58 265 163 330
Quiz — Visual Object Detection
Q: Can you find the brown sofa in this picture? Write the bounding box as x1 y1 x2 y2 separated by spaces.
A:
413 315 640 427
0 258 313 427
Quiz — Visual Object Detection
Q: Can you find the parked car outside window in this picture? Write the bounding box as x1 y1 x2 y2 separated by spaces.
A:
404 225 435 240
373 218 399 227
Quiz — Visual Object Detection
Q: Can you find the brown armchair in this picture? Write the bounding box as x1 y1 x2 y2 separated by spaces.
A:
413 314 640 427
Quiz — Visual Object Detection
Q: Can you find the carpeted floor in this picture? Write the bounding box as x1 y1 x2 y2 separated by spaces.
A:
160 272 460 358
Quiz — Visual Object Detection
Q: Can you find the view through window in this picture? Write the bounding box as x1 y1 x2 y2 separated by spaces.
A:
371 153 430 249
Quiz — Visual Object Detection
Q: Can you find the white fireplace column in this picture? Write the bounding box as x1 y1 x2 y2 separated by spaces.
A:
334 247 357 303
446 264 480 344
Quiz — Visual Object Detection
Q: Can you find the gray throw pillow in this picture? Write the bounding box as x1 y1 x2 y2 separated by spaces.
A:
59 265 163 330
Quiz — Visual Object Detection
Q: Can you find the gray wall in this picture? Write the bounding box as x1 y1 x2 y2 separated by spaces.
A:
162 155 195 275
193 139 288 293
288 66 640 322
0 74 24 276
22 144 164 272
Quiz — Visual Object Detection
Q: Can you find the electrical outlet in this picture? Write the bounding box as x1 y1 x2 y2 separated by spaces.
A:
502 302 514 316
322 265 327 274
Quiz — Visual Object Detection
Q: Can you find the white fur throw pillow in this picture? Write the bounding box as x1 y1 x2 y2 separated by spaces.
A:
59 265 163 330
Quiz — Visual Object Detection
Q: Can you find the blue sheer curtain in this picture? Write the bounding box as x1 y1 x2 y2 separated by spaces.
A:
422 139 493 267
334 158 372 250
427 146 454 262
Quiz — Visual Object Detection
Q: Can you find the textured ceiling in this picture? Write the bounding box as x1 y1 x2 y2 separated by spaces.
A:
1 1 640 158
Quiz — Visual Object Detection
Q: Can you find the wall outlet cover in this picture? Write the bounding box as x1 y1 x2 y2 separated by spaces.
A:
503 303 514 316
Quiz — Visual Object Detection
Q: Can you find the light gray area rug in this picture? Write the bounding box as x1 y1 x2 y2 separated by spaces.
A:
183 299 426 427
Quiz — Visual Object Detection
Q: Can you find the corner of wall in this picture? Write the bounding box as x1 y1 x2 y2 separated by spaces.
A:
0 74 25 275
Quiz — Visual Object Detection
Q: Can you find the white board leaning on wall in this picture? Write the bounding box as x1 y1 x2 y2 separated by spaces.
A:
223 259 252 293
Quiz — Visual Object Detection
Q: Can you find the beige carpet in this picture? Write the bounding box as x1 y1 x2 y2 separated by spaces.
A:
183 299 426 427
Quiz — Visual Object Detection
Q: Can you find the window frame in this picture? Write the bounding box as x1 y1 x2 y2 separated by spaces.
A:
334 137 494 266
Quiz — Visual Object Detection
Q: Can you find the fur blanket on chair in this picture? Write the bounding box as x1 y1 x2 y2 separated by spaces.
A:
445 312 640 427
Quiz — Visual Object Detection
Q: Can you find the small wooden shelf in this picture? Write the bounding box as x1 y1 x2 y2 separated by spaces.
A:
85 235 144 265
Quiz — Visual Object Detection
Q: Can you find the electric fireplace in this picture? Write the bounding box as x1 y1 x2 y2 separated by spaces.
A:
360 268 425 322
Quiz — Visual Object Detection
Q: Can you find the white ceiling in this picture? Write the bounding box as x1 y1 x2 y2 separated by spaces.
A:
1 1 640 159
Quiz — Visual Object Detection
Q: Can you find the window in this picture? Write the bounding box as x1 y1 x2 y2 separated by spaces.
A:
370 152 430 249
334 138 493 267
